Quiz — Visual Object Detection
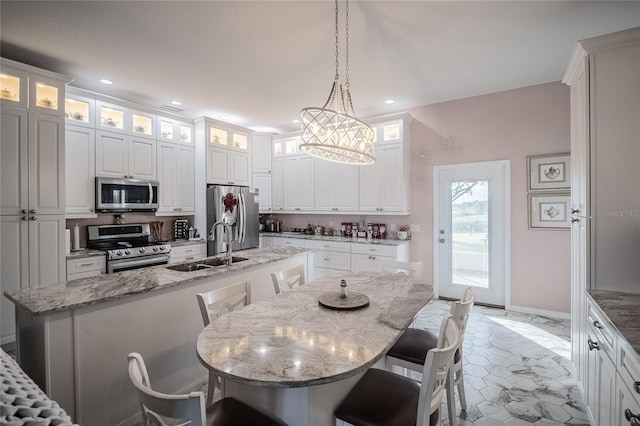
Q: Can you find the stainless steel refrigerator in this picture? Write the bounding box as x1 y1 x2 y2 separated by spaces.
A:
206 185 260 256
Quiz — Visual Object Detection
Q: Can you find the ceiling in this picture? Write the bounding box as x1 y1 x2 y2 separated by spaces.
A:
1 1 638 133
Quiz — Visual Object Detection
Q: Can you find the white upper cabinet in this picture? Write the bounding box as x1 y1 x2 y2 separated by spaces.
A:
283 155 314 211
156 141 195 215
252 174 272 212
252 133 273 174
271 158 284 211
96 101 128 134
314 160 359 212
197 117 252 186
95 130 156 180
359 143 407 213
157 116 193 145
65 125 96 218
130 109 156 139
65 93 95 128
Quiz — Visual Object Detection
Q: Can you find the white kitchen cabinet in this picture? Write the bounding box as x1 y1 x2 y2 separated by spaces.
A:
96 100 127 134
65 125 96 218
0 214 65 342
615 340 640 426
350 243 409 273
271 158 284 211
157 116 193 145
283 155 314 211
306 240 351 279
564 28 640 399
64 92 95 128
252 174 272 212
156 141 195 215
206 146 250 186
359 142 408 213
1 108 65 216
66 256 106 281
314 160 359 212
252 133 273 174
95 130 156 180
169 242 206 264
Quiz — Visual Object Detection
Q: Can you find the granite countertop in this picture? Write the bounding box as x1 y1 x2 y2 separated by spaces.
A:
587 289 640 357
7 246 312 316
65 239 205 260
196 272 433 387
261 231 409 246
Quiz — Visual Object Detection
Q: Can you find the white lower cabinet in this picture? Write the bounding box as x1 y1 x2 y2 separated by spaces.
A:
306 240 351 279
0 214 65 343
169 243 206 264
253 173 272 212
66 256 106 280
350 243 406 273
585 295 640 426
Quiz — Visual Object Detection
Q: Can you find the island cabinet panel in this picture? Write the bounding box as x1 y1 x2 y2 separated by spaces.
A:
12 251 311 426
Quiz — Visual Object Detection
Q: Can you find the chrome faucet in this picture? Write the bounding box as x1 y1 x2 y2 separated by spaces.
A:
210 221 233 266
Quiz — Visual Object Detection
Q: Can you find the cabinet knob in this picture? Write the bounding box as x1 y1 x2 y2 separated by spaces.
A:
634 381 640 394
29 209 36 214
21 216 28 221
593 320 603 329
571 208 580 214
587 338 600 351
571 218 579 223
29 216 36 221
21 209 27 214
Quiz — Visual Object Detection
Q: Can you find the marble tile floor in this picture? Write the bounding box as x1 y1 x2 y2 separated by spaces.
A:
133 299 589 426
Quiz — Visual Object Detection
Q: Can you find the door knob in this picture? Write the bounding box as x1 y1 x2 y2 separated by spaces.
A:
439 238 445 243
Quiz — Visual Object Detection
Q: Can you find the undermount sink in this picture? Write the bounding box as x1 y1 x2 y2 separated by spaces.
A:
166 263 213 272
166 256 249 272
199 256 249 266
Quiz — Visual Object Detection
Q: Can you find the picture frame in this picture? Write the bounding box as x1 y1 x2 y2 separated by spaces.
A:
527 153 570 192
528 193 571 230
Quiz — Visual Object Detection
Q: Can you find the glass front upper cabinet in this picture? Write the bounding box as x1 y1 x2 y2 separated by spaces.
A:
209 126 228 146
382 123 401 142
160 119 174 139
65 95 94 126
179 124 192 143
273 137 299 156
232 133 248 150
131 112 155 138
98 103 125 130
0 72 22 104
35 83 59 110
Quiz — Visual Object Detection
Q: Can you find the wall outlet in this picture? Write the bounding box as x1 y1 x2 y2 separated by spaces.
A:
390 223 396 231
410 224 421 232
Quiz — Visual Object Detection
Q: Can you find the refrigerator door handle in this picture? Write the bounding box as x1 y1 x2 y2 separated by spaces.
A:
238 193 246 243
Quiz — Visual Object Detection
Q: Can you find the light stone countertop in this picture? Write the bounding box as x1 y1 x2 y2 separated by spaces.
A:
196 272 434 387
587 289 640 358
261 231 409 246
6 246 311 316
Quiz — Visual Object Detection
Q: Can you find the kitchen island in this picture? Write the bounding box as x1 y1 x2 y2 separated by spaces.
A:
197 272 434 425
3 246 313 426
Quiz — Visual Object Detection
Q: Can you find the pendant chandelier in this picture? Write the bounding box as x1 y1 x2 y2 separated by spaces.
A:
299 0 375 165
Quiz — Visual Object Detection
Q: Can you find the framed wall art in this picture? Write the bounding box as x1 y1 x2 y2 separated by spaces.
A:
527 153 570 192
528 193 571 229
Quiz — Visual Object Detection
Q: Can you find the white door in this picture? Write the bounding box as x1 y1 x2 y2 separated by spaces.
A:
434 161 509 306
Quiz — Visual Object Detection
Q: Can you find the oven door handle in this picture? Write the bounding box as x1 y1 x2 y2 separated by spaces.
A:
148 182 153 205
108 254 171 273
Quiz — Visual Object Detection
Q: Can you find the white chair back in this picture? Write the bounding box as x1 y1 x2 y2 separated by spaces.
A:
417 315 460 426
382 260 424 279
271 264 305 295
128 352 206 426
196 280 250 327
450 287 475 343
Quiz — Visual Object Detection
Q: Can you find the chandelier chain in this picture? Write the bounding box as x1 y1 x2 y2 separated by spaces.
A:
334 0 340 81
345 0 350 88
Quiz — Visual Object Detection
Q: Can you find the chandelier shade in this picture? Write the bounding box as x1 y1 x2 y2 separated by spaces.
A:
299 0 375 165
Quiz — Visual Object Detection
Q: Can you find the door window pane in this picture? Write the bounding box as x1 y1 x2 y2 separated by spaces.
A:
451 180 489 288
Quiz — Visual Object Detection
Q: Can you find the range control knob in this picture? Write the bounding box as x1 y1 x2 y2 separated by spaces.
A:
152 246 159 252
124 249 132 255
159 245 165 250
116 250 123 256
139 247 146 254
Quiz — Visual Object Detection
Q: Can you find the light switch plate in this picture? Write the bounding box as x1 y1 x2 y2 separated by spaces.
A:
410 224 421 232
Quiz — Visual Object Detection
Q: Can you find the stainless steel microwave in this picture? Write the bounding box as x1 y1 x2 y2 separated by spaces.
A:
95 177 159 212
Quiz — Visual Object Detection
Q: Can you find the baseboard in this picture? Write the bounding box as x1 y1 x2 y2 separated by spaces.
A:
508 304 570 320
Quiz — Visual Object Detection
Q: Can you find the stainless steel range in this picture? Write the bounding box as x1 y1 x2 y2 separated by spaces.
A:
87 224 171 274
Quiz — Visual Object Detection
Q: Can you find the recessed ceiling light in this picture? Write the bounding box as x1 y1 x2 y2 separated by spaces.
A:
292 118 300 124
100 79 113 85
384 99 395 104
170 100 182 106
